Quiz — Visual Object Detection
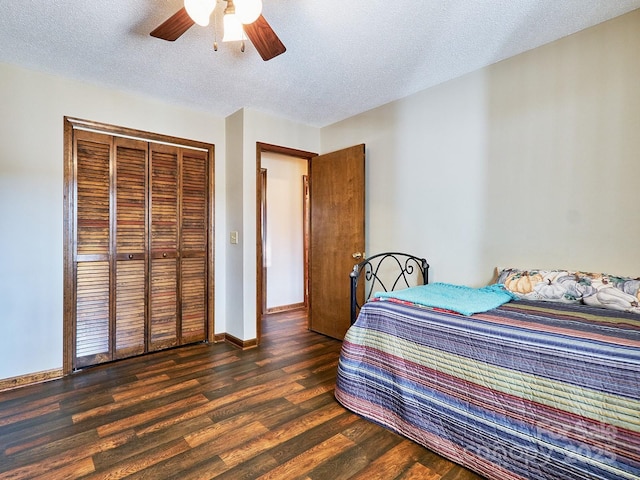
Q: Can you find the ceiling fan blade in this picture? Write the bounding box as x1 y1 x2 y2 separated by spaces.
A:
243 15 286 61
150 7 195 41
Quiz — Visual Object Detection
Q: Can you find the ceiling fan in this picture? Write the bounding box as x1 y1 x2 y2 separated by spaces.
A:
150 0 286 61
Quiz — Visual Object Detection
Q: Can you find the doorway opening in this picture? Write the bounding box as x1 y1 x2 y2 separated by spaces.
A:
256 143 317 344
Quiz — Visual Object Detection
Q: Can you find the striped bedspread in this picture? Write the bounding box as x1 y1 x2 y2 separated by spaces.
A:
335 299 640 480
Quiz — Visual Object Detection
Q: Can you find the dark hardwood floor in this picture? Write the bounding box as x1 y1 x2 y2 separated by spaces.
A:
0 310 483 479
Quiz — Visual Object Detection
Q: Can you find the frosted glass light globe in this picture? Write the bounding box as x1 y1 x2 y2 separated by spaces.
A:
184 0 216 27
235 0 262 24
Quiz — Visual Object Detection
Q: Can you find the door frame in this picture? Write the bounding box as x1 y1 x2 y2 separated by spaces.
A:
259 168 268 316
255 143 317 344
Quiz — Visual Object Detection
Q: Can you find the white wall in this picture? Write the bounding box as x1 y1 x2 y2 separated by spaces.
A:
0 62 226 380
321 10 640 286
224 109 245 340
262 153 308 309
224 109 319 341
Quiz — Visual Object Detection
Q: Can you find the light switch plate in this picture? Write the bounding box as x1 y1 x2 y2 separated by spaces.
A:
230 231 239 244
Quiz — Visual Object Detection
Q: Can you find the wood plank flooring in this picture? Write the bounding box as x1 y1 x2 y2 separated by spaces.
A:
0 310 483 479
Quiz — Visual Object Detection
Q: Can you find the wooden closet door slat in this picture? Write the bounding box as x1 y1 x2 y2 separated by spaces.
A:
181 150 208 251
150 258 178 350
149 144 179 350
180 150 208 343
76 261 110 368
76 134 110 256
74 130 112 368
114 138 148 358
116 141 147 252
150 147 179 251
115 260 146 358
181 257 206 342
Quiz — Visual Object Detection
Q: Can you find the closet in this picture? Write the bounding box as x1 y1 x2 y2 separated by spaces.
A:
64 119 213 371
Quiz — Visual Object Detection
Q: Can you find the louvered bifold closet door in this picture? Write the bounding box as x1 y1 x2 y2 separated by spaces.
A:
114 137 148 359
69 120 211 371
74 130 112 368
149 143 179 351
180 149 208 344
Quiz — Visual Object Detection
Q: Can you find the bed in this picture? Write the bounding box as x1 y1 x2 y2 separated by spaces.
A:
335 253 640 480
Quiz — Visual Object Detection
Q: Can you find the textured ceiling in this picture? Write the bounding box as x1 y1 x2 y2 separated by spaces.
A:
1 1 639 127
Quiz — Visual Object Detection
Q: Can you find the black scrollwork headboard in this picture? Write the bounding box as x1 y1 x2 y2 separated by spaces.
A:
350 252 429 325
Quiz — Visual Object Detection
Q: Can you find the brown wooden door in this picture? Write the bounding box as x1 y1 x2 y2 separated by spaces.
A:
114 137 148 360
149 144 209 350
70 123 210 369
74 133 150 367
180 148 209 344
149 143 179 351
308 144 365 340
74 130 113 368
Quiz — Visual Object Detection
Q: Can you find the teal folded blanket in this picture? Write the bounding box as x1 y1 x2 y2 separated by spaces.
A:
374 283 517 316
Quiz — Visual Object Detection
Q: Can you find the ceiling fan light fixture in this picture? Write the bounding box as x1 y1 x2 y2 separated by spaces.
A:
222 13 244 42
184 0 216 27
235 0 262 24
222 5 245 42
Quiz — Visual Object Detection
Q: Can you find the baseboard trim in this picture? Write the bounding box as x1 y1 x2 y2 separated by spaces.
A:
0 368 64 392
265 302 307 314
224 333 258 350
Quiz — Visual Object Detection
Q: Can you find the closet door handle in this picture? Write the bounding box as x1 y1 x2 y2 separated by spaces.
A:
128 254 134 259
163 252 167 258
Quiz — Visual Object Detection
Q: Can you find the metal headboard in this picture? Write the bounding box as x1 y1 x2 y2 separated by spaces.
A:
349 252 429 325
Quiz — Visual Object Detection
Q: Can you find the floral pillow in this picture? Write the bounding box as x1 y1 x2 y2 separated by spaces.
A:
497 268 640 314
496 268 588 303
578 272 640 314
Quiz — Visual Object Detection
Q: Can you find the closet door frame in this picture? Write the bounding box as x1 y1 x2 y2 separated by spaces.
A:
63 117 215 375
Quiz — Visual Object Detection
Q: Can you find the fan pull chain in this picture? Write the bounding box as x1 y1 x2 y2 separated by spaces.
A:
213 4 219 51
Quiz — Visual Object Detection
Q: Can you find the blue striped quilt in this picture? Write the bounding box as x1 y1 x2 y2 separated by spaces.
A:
335 299 640 480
